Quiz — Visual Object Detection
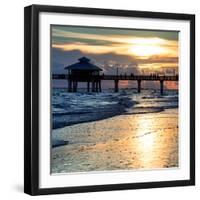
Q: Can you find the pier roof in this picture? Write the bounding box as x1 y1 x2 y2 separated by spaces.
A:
65 57 102 71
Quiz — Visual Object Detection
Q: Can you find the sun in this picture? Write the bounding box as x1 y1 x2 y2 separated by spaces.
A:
130 45 165 57
128 38 167 57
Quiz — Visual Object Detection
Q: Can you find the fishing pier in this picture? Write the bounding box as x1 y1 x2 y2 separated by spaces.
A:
53 57 178 95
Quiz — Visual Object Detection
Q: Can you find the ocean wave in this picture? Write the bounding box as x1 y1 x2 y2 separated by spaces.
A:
53 111 92 116
52 89 178 130
52 95 135 129
124 106 164 115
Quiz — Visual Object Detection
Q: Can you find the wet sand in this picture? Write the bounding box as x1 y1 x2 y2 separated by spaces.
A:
51 108 178 174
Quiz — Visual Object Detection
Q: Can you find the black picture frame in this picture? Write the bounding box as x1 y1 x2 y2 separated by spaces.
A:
24 4 195 196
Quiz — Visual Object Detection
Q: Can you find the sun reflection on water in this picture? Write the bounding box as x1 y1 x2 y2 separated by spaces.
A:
135 116 156 168
126 112 178 169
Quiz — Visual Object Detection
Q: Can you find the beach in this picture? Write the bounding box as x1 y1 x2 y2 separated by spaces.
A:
51 106 178 173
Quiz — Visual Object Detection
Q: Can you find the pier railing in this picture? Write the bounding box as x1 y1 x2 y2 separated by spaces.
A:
52 74 178 81
101 75 178 81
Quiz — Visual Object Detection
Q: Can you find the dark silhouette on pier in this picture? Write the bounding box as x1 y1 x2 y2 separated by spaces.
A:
64 57 102 92
53 57 178 95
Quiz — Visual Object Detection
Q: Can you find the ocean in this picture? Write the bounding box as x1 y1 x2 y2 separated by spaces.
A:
52 88 178 130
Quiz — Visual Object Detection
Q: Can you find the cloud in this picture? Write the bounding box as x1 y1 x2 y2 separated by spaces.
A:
52 26 178 59
135 55 178 64
52 25 179 41
52 48 178 74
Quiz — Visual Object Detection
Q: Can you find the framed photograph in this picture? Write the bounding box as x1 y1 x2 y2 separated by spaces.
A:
24 4 195 195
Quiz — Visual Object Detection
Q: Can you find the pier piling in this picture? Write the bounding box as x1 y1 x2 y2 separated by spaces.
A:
99 81 102 92
92 81 95 92
114 80 119 92
68 80 72 92
137 80 141 93
87 81 90 92
160 80 164 95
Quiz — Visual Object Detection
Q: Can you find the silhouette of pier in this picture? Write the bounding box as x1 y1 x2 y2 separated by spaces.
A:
52 74 178 95
53 57 178 95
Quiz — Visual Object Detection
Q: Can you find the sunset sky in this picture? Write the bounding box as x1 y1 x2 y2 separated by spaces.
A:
51 25 179 89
